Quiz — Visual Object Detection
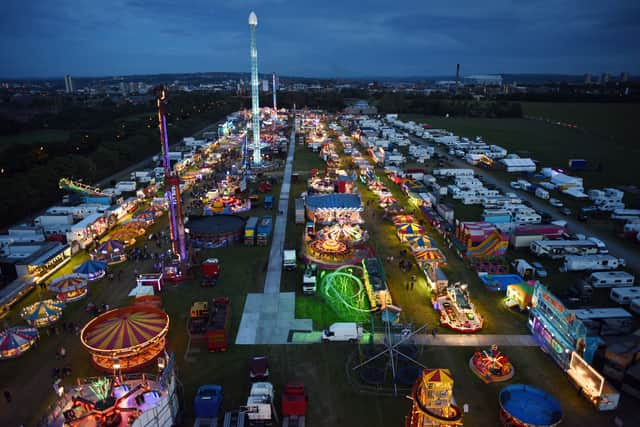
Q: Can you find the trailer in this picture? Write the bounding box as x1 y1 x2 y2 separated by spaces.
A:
281 383 307 427
256 216 273 246
530 238 607 259
535 187 550 200
561 255 625 272
585 271 635 288
610 287 640 305
206 297 231 352
264 195 274 210
201 258 220 287
571 307 634 336
245 217 259 246
295 199 305 224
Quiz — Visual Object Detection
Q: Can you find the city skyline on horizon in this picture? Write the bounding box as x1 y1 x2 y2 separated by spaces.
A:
1 0 639 79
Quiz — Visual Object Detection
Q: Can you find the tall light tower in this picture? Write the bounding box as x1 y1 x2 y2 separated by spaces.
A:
272 72 277 111
249 11 261 165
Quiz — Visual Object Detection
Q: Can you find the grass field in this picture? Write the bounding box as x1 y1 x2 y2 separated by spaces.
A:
0 129 70 149
402 106 640 188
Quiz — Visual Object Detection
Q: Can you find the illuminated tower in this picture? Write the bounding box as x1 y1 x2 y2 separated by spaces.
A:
156 86 187 264
272 72 277 111
249 11 261 165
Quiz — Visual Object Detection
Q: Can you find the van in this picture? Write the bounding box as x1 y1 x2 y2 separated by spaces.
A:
283 250 296 271
512 259 535 280
321 322 363 343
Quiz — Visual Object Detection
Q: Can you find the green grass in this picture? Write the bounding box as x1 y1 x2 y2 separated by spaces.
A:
293 145 325 172
401 112 640 188
0 129 70 148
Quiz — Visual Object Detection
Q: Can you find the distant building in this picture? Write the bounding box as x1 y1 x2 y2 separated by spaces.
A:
584 73 592 85
464 74 503 86
601 73 610 85
120 82 127 95
344 100 377 115
64 75 74 93
261 79 269 92
128 81 137 93
620 72 629 83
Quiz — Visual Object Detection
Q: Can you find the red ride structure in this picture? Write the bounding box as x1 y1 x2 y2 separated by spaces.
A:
156 86 188 278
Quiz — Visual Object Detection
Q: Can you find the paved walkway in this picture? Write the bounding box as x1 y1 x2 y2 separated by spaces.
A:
236 124 313 344
290 332 537 346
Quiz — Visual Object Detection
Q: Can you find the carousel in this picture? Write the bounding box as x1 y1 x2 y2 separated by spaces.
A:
309 177 335 194
0 326 39 359
94 240 127 264
81 305 170 372
378 196 397 208
207 195 251 215
48 274 88 302
20 299 64 327
469 344 515 383
307 239 353 263
316 224 367 245
74 260 108 281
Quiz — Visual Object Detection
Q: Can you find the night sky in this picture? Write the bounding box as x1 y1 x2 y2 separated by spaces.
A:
2 0 639 78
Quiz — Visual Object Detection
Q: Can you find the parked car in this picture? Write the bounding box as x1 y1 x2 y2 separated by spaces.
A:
549 198 563 207
560 207 572 216
531 262 548 278
249 356 269 381
578 210 589 222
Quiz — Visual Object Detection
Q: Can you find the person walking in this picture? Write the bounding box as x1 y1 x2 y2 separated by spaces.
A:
432 328 437 338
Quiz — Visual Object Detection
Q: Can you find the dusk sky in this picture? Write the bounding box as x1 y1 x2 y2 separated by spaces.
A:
2 0 639 79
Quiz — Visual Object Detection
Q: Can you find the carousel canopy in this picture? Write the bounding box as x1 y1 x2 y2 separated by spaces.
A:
48 274 88 293
396 223 425 235
97 240 125 253
74 260 108 276
422 368 454 385
0 326 39 358
306 194 362 212
81 306 169 354
21 299 64 323
406 235 435 248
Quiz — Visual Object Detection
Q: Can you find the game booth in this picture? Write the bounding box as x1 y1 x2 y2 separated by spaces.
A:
48 274 88 302
20 299 64 327
81 305 170 372
0 326 39 359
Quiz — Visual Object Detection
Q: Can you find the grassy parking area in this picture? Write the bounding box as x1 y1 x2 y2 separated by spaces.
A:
401 112 640 189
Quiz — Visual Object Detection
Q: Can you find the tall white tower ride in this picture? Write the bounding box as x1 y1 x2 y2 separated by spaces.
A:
249 11 261 166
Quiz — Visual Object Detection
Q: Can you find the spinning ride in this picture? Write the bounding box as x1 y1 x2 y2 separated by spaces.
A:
49 274 88 302
316 224 365 245
20 299 64 327
307 239 353 263
0 326 39 359
81 306 170 372
499 384 562 427
74 260 108 281
469 344 514 383
94 240 127 264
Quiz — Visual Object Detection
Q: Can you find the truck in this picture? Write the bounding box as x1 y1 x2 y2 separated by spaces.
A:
194 385 223 427
206 297 231 352
321 322 363 343
245 382 276 426
283 250 296 271
264 195 274 210
281 383 308 427
512 259 535 280
295 199 305 224
530 238 607 259
560 255 626 272
256 216 273 246
302 264 317 295
535 187 550 200
189 301 210 334
201 258 220 287
245 217 259 246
